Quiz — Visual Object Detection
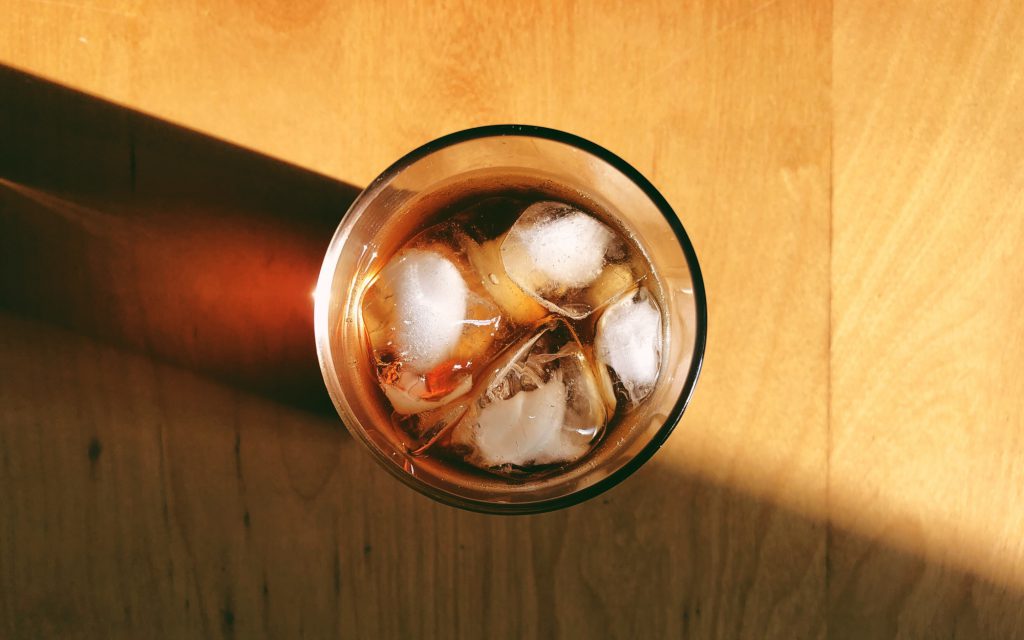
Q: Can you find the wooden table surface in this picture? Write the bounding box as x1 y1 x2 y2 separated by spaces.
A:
2 0 1023 637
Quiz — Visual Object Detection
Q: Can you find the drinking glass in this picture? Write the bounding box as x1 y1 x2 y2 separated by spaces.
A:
314 125 706 514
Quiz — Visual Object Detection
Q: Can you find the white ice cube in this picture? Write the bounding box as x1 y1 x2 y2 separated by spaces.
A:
459 371 590 467
505 203 614 290
372 249 467 374
451 319 610 469
500 202 635 319
595 288 662 405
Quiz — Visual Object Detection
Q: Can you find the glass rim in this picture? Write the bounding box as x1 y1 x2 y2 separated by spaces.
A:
315 124 708 515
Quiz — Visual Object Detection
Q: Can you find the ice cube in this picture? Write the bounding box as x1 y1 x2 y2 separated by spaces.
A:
500 201 639 319
362 241 508 423
439 197 549 326
450 318 613 470
594 287 663 406
362 249 469 374
401 394 473 453
464 236 548 326
381 370 473 415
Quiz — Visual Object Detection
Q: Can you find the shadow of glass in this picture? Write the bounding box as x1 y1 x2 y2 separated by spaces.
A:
0 64 360 415
2 311 1022 637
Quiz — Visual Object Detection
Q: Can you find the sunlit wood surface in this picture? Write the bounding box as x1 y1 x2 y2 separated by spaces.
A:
1 0 1022 637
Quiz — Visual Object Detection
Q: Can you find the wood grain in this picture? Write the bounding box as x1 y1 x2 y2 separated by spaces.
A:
0 309 831 639
0 0 1022 637
830 0 1024 635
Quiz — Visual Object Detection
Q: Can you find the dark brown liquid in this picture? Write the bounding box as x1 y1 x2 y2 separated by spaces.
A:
354 175 663 483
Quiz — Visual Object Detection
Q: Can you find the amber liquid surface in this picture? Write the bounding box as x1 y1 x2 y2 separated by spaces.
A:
350 174 665 484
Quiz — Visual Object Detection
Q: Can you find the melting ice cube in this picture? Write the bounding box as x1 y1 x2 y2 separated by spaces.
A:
450 318 613 470
400 391 474 453
500 202 639 319
381 370 473 415
362 244 506 422
463 235 548 326
594 287 663 406
438 197 549 326
362 249 469 374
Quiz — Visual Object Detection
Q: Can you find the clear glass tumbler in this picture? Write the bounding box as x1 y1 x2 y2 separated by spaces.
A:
314 125 706 513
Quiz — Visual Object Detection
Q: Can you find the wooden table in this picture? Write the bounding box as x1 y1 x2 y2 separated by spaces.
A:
2 1 1022 637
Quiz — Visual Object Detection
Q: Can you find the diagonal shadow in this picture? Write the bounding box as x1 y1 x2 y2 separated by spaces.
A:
1 311 1022 638
0 64 360 415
